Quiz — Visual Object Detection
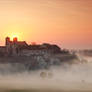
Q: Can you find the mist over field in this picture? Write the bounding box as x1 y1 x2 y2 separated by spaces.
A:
0 0 92 92
0 53 92 92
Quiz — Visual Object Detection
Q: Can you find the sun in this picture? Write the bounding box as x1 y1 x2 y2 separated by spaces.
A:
12 34 19 39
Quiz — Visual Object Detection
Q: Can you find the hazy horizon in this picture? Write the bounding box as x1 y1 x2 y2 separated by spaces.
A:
0 0 92 49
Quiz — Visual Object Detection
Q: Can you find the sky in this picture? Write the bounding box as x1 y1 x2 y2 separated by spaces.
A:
0 0 92 49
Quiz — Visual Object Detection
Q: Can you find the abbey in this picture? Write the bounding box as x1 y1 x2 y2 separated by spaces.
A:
0 37 61 56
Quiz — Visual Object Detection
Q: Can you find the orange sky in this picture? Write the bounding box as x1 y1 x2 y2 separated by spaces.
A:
0 0 92 49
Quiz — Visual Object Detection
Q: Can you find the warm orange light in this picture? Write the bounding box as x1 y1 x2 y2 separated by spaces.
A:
5 32 23 41
4 25 24 41
13 37 18 42
11 34 18 40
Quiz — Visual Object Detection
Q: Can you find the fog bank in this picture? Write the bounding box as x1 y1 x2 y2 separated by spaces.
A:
0 55 92 92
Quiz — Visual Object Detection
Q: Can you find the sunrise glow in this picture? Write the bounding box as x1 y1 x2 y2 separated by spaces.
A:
0 0 92 49
10 34 19 41
5 32 22 41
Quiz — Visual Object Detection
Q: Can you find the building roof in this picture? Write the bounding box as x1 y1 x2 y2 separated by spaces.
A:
16 41 28 47
14 41 29 49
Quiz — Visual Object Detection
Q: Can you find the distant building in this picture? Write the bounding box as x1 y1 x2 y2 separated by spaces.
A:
0 37 61 56
5 37 28 56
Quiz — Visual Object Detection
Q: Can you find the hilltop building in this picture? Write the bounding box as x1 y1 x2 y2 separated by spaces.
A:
0 37 61 56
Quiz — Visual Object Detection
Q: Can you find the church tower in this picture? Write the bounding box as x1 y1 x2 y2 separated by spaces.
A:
5 37 12 56
12 37 18 56
13 37 18 43
5 37 10 46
